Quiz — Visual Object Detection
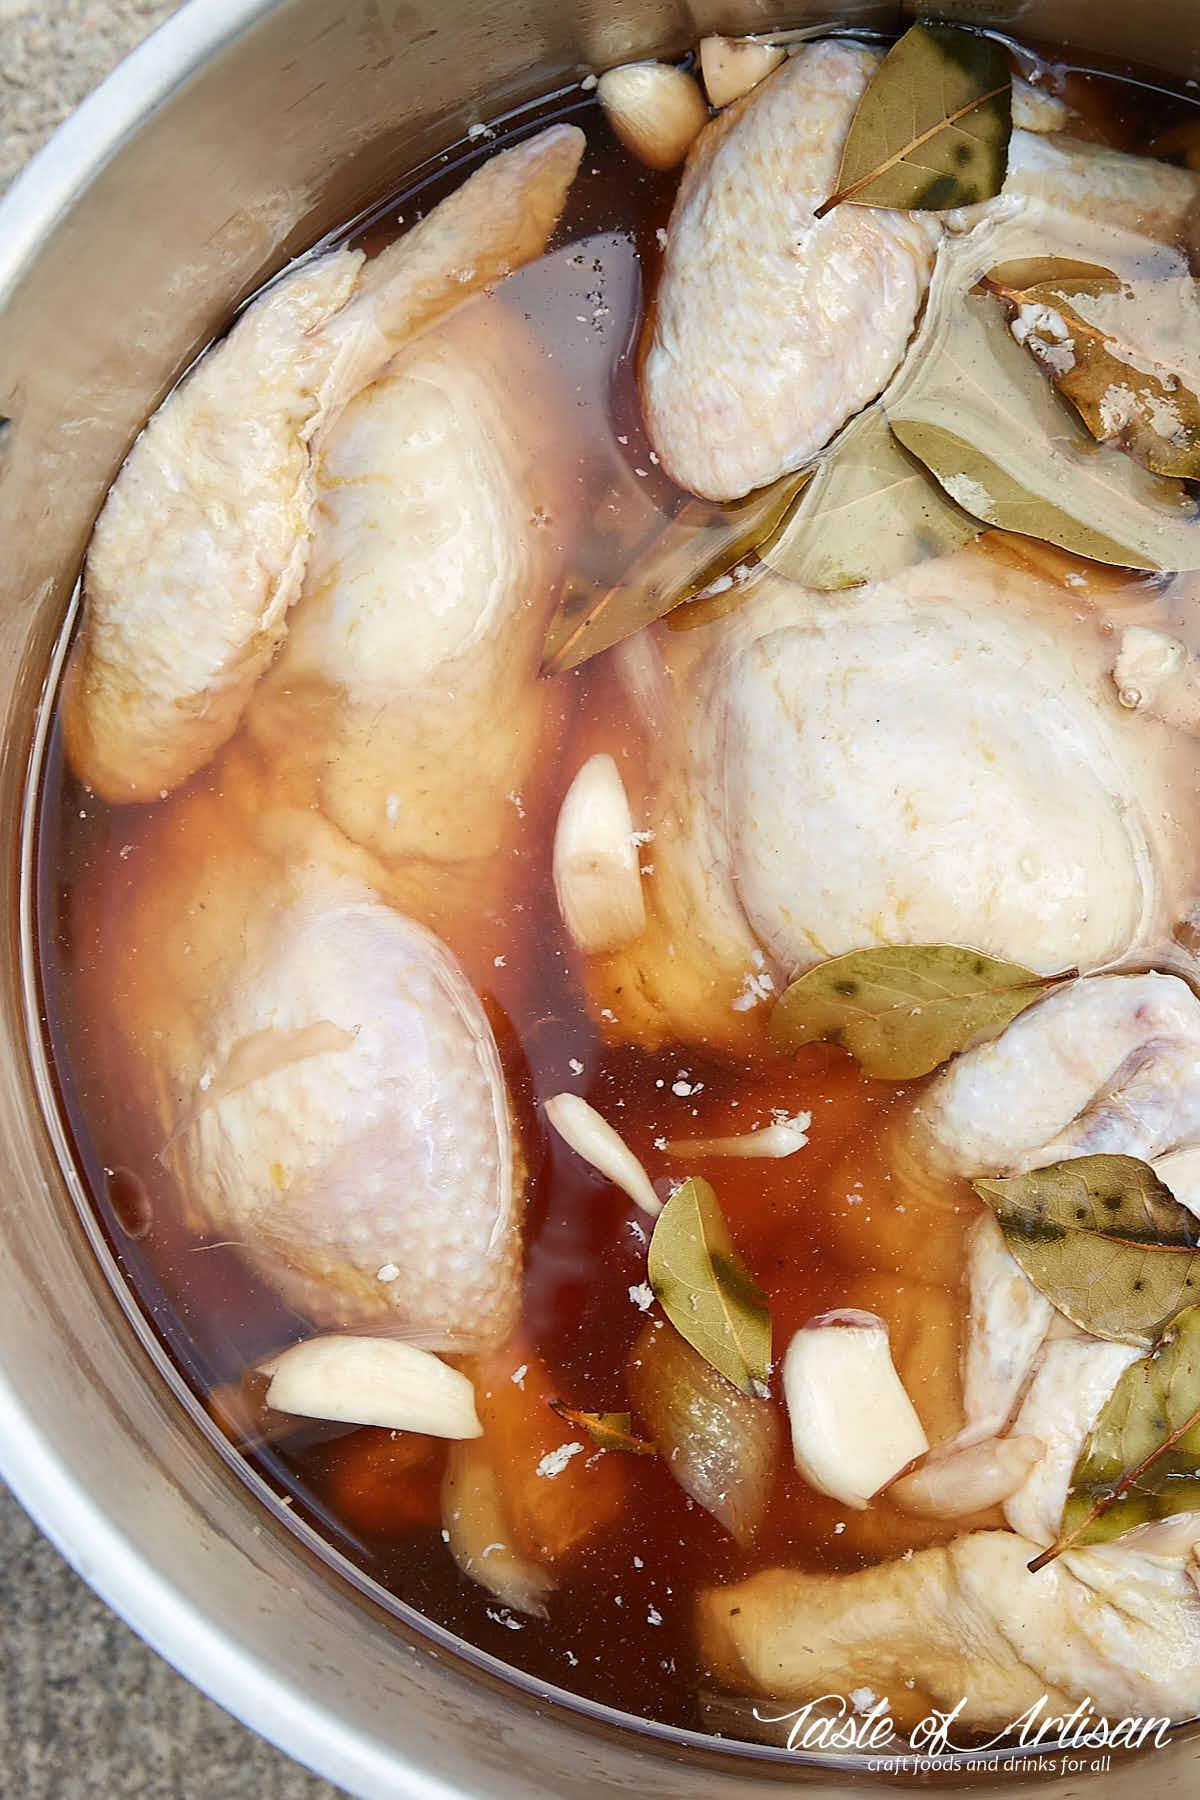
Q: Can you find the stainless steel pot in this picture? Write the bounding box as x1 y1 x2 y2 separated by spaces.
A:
2 2 1200 1794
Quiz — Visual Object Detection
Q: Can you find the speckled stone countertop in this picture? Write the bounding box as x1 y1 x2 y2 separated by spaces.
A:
0 3 347 1792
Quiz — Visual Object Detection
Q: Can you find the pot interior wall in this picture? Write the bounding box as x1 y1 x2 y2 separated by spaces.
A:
0 1 1198 1794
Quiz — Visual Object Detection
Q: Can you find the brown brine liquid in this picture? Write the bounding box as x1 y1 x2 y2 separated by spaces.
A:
31 43 1200 1748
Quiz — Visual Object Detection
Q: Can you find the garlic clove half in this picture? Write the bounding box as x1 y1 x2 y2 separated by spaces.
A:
552 752 646 955
889 1434 1045 1518
596 63 709 172
544 1091 661 1216
782 1310 929 1508
261 1335 482 1437
698 36 786 109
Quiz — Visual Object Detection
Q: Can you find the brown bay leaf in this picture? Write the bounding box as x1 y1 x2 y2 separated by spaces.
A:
886 275 1200 570
1033 1304 1200 1569
547 1402 655 1455
985 264 1200 480
818 24 1011 217
541 469 809 675
758 405 980 589
647 1177 771 1395
974 1155 1200 1349
769 944 1062 1080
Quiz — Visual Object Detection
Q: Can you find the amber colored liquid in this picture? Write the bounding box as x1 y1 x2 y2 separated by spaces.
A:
30 54 1200 1746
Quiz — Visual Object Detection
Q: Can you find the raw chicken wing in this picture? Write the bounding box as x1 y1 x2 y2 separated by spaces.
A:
63 124 584 802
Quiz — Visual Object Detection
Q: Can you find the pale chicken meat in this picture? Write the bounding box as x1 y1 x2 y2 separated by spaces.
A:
698 1531 1200 1728
643 39 1200 502
915 971 1200 1177
591 547 1191 1052
641 40 940 502
63 123 584 802
960 1213 1053 1442
101 780 523 1350
246 296 571 881
1003 1338 1142 1546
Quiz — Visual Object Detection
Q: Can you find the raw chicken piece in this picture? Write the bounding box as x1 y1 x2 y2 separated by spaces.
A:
960 1213 1053 1441
643 42 1200 502
997 128 1200 249
590 546 1191 1052
641 40 940 501
246 296 571 876
101 779 523 1350
1003 1338 1142 1546
915 971 1200 1176
63 124 584 803
1115 624 1200 736
698 1530 1200 1727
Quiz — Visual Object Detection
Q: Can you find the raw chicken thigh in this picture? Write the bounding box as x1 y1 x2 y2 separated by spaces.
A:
63 124 583 803
100 781 523 1351
643 39 1200 500
591 545 1191 1052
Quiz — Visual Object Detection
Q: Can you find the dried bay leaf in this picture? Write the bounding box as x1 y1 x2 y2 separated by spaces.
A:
984 265 1200 480
541 469 810 674
758 405 980 589
1033 1304 1200 1568
817 24 1011 216
887 271 1200 570
974 1155 1200 1349
647 1177 771 1395
769 944 1061 1080
547 1402 655 1455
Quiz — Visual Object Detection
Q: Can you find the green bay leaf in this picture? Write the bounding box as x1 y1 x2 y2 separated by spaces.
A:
974 1155 1200 1349
769 944 1061 1080
541 468 810 674
986 265 1200 480
886 270 1200 569
647 1177 771 1395
819 24 1012 216
1034 1304 1200 1568
757 405 980 589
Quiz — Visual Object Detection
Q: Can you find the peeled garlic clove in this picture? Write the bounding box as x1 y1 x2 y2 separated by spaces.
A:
698 36 786 108
596 63 708 172
782 1310 928 1508
261 1335 482 1437
442 1439 554 1617
889 1434 1045 1518
666 1112 810 1159
552 753 646 955
544 1091 661 1216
